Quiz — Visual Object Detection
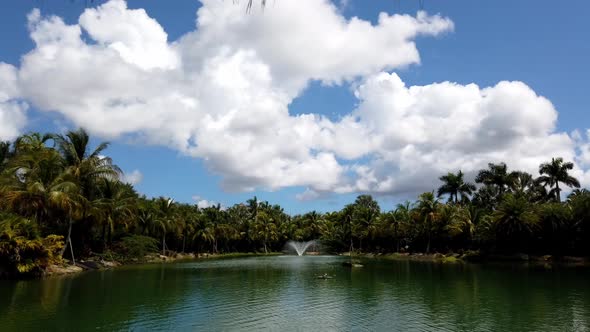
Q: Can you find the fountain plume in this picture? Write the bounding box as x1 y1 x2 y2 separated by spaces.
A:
286 240 316 256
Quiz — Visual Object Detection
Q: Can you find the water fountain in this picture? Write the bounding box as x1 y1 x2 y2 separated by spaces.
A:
286 240 317 256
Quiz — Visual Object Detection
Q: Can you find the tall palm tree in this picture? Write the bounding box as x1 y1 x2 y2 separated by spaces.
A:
537 157 580 202
95 179 137 246
415 192 440 253
350 195 380 252
511 171 549 203
53 128 121 257
437 170 476 204
192 214 215 255
475 162 518 196
53 128 121 199
491 194 539 250
154 197 175 256
1 149 82 263
251 209 278 253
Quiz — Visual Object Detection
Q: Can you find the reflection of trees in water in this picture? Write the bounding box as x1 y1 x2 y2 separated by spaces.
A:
0 265 200 331
347 261 590 331
0 260 589 331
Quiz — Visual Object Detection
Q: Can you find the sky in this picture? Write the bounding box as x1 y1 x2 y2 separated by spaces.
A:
0 0 589 213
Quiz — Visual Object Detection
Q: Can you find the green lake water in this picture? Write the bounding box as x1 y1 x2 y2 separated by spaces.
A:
0 256 589 331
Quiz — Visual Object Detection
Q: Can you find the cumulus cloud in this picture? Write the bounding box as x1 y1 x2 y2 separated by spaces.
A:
122 169 143 185
0 63 27 141
338 72 585 195
11 0 452 192
3 0 589 199
191 195 221 209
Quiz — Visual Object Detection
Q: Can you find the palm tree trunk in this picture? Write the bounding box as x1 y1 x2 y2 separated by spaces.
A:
60 217 76 264
426 227 431 254
394 224 400 252
69 237 76 265
101 223 107 248
555 182 561 202
107 220 112 245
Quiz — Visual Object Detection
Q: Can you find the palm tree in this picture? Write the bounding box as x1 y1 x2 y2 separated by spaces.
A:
537 157 580 202
1 173 82 263
350 195 380 252
491 194 539 251
154 197 175 256
53 128 121 198
14 133 53 154
475 162 518 196
192 215 215 255
94 179 136 246
52 128 121 259
0 136 83 264
511 171 549 203
415 192 440 253
251 209 278 253
437 170 476 204
201 204 226 253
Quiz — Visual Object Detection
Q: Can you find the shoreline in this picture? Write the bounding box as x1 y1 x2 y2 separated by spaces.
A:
45 252 283 278
33 251 590 279
348 252 590 267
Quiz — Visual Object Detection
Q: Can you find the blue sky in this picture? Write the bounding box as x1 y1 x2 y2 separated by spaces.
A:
0 0 589 213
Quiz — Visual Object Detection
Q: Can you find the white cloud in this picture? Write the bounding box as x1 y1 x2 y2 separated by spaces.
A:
122 169 143 185
183 1 453 94
0 63 27 141
12 0 452 193
340 72 587 195
295 188 321 201
3 0 589 199
191 195 221 209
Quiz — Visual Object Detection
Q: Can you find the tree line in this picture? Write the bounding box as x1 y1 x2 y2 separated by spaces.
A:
1 129 590 276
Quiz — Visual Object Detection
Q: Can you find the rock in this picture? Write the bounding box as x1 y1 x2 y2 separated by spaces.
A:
342 260 364 268
77 261 102 270
562 256 585 263
46 264 83 276
461 250 483 262
101 260 120 268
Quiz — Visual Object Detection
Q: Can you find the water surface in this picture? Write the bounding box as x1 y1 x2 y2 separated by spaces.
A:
1 256 589 331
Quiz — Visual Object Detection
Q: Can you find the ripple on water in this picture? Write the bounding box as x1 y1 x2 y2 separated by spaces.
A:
1 256 589 331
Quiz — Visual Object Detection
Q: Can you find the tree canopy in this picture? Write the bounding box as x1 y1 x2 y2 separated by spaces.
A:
1 129 589 277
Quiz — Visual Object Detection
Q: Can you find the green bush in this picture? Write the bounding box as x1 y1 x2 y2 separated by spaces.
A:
0 216 65 277
0 235 65 277
113 235 159 261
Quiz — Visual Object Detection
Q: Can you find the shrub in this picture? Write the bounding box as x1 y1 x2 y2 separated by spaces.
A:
0 235 65 277
113 235 159 261
0 216 64 277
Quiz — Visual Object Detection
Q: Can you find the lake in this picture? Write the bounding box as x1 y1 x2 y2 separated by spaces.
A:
1 256 589 331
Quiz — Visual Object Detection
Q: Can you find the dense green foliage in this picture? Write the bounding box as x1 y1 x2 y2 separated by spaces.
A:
1 129 589 276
